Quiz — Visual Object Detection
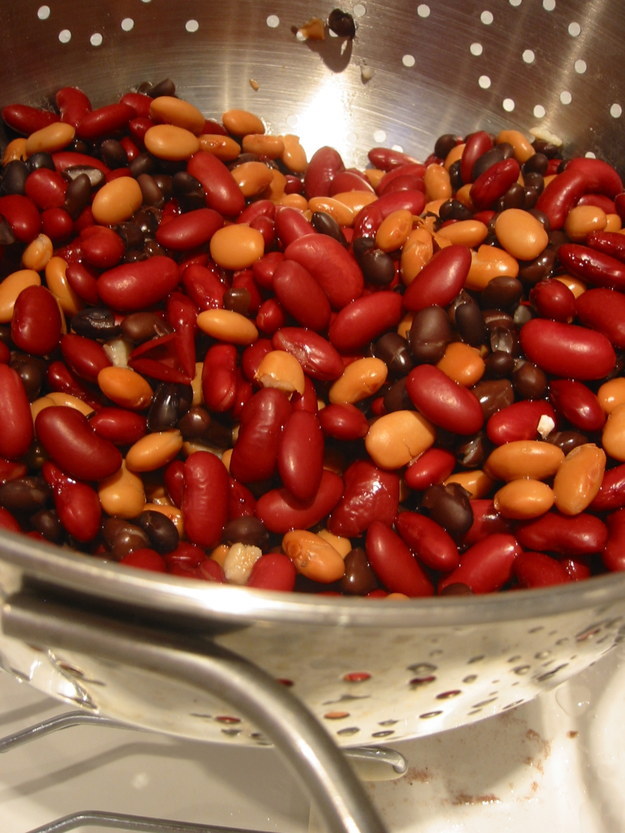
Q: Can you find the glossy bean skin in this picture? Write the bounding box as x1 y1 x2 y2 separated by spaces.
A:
590 463 625 511
365 410 436 469
558 243 625 291
282 529 345 583
519 318 616 380
88 407 146 446
272 327 344 381
229 388 292 483
0 195 41 243
278 410 324 502
486 400 557 445
285 233 364 309
485 440 564 481
515 510 608 555
536 158 623 229
366 520 434 597
328 291 403 353
42 461 101 543
470 158 521 211
60 333 112 382
602 508 625 572
406 364 484 435
0 364 34 459
181 451 230 548
553 443 606 516
318 403 369 440
187 150 245 217
438 533 521 594
328 460 399 537
255 469 343 534
247 552 297 591
549 379 605 432
11 285 63 356
575 287 625 348
304 146 345 197
98 256 179 312
512 551 572 588
403 245 471 311
395 511 460 572
403 447 456 491
201 343 239 412
156 208 223 250
272 259 332 331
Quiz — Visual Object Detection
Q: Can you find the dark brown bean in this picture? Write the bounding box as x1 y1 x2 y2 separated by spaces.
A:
222 516 270 549
409 304 453 363
434 134 458 160
421 482 473 543
512 360 548 399
479 276 523 311
1 160 28 195
455 432 489 468
101 517 150 558
120 311 172 343
147 382 192 432
71 307 121 340
472 378 515 420
136 509 180 553
328 8 356 37
0 476 50 512
484 350 515 378
10 353 46 400
178 406 212 440
371 332 413 378
31 508 64 543
340 547 379 595
223 287 252 315
451 295 486 346
311 211 348 246
64 173 93 219
546 429 589 455
357 247 396 286
100 139 128 168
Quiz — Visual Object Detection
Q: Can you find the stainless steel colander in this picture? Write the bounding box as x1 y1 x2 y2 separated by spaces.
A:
1 1 625 831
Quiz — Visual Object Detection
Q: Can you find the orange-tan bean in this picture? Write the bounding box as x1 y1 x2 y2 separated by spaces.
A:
241 133 285 158
98 463 146 518
329 190 377 215
254 349 306 396
597 378 625 414
222 108 265 136
282 529 346 583
91 176 143 225
494 208 549 260
308 196 356 227
125 429 184 472
230 160 274 198
375 208 414 252
436 341 485 386
437 218 489 248
0 269 40 322
602 403 625 461
317 529 352 558
25 122 75 156
424 163 452 201
45 256 82 315
2 137 27 164
485 440 565 481
328 357 388 404
365 409 436 469
445 469 495 499
564 204 608 241
198 133 242 161
144 124 200 160
465 244 520 290
493 478 555 519
400 226 434 284
197 308 259 345
209 223 265 269
553 443 606 515
21 233 53 271
281 133 308 173
97 366 154 410
149 95 206 134
496 129 535 163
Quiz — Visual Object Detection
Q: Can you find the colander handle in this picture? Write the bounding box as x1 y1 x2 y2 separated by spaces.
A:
2 589 388 833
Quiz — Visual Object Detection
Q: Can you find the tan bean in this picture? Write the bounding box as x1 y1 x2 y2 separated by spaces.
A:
98 463 146 518
230 160 274 198
436 341 485 386
222 108 265 136
364 168 385 189
46 392 95 415
466 244 520 290
191 362 203 405
496 129 535 163
209 223 265 270
455 183 473 207
210 543 230 568
2 138 27 164
424 198 446 217
125 429 184 472
437 219 488 248
317 528 352 558
597 378 625 414
493 479 555 519
553 443 606 515
241 133 285 158
92 176 143 225
308 196 355 227
0 269 40 322
400 226 434 284
555 274 586 298
254 349 306 396
564 204 608 241
263 168 287 201
25 122 75 156
275 193 309 210
375 208 414 252
149 95 205 134
144 124 200 160
445 469 495 498
198 133 242 161
494 208 549 260
365 410 435 469
605 213 622 232
329 357 388 404
21 233 53 271
602 403 625 461
397 312 413 340
197 308 259 345
97 366 154 410
444 142 465 169
282 529 345 583
281 134 308 173
424 163 452 201
223 542 263 584
331 191 377 215
485 440 565 481
45 255 82 315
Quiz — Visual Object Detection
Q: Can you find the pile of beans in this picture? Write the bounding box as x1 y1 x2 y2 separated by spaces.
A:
2 79 625 598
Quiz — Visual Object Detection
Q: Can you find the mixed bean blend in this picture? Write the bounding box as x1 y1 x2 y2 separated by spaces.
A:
2 79 625 597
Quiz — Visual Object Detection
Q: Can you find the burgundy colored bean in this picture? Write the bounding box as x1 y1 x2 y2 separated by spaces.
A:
272 259 332 331
328 291 403 353
11 285 62 356
56 86 92 127
155 207 223 250
278 410 324 502
202 343 240 412
97 255 179 312
574 287 625 349
181 262 227 310
318 402 369 440
353 190 426 238
376 163 426 195
89 407 146 445
512 551 572 588
586 229 625 263
76 102 135 140
35 406 122 481
274 206 315 247
329 169 375 195
403 245 471 311
284 233 364 309
166 291 198 379
438 533 521 593
558 243 625 291
181 451 230 548
0 194 41 243
119 91 153 118
365 520 434 596
395 511 460 572
229 388 292 483
368 147 419 171
486 399 557 445
241 338 273 382
271 327 344 381
60 333 112 382
0 507 20 532
0 364 34 459
65 263 100 305
603 508 625 572
328 460 400 537
24 168 67 210
304 146 345 198
405 364 484 435
79 225 126 268
255 469 343 534
460 131 493 184
256 298 287 335
2 104 58 134
549 379 605 432
470 157 521 211
41 207 74 242
52 151 110 177
520 318 615 380
187 150 245 217
246 552 297 591
42 461 101 543
515 510 608 555
237 199 276 227
119 548 167 573
576 193 615 214
46 361 102 409
529 278 576 322
536 157 623 229
463 499 512 546
590 463 625 512
403 447 456 491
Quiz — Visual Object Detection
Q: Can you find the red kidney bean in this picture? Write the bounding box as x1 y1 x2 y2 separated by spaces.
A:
576 193 615 214
89 407 146 445
463 499 513 546
519 318 616 380
318 402 369 440
0 458 27 484
2 104 58 133
395 511 460 572
403 447 456 491
0 507 20 532
227 477 258 521
60 333 112 382
368 147 419 171
558 243 625 291
240 338 273 382
512 551 572 588
585 229 625 263
0 194 41 243
76 102 134 140
229 388 292 483
353 190 426 239
52 151 110 177
237 199 276 227
202 343 240 412
64 263 100 305
155 207 223 250
255 469 343 534
246 552 297 591
36 406 122 481
486 399 557 445
304 146 345 198
165 292 198 379
529 278 576 322
284 233 364 309
24 168 67 211
97 255 179 312
120 548 167 573
365 520 434 596
272 327 344 381
548 379 605 432
41 207 74 242
470 157 521 211
590 463 625 512
119 91 152 118
274 206 315 246
602 508 625 572
272 259 332 331
181 262 227 310
329 169 375 195
181 451 230 548
405 364 484 434
42 461 102 543
403 245 471 311
328 291 403 353
328 460 400 537
46 360 102 409
0 364 34 460
515 510 608 555
376 163 426 195
79 225 126 268
537 158 623 229
460 131 493 184
56 86 92 126
575 287 625 349
11 285 62 356
278 410 324 502
256 298 286 335
187 150 245 217
438 533 521 594
252 253 285 291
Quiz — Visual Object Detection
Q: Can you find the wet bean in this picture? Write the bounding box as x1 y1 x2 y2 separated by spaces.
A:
366 521 434 597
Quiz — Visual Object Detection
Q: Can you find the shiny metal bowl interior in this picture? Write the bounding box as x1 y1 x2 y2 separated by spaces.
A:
1 0 625 751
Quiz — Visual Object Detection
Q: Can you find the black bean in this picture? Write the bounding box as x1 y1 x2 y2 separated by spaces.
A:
101 517 150 559
1 159 28 195
31 508 64 543
222 516 270 549
471 142 513 181
27 152 54 171
340 547 379 595
371 331 413 378
512 360 548 399
421 483 473 544
383 378 412 412
129 153 157 178
472 378 515 420
178 406 211 440
311 211 348 246
546 429 589 455
455 432 489 468
0 217 16 245
62 165 105 188
120 311 172 343
409 305 453 363
451 295 486 346
146 78 176 98
71 307 121 340
479 276 523 310
99 138 128 168
438 199 474 222
433 133 458 160
523 151 549 175
483 350 515 379
224 286 252 315
64 172 93 219
136 509 180 554
0 476 50 512
10 353 47 400
136 173 164 207
357 247 396 286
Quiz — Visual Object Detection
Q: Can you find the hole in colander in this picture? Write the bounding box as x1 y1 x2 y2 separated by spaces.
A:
343 671 371 682
324 711 350 720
